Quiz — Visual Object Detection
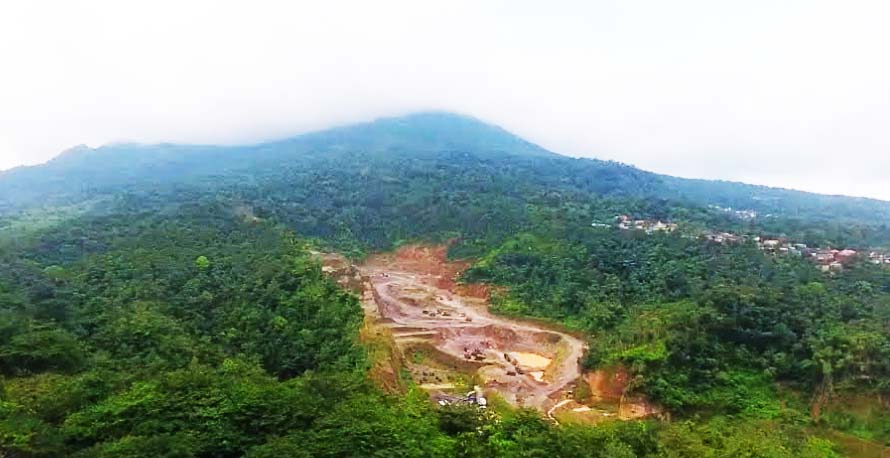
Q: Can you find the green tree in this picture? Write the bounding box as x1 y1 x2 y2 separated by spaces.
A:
194 255 211 270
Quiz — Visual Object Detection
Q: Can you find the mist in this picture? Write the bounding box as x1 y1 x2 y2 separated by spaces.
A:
2 0 889 199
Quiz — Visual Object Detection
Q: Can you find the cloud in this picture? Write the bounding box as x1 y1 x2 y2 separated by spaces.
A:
1 0 889 199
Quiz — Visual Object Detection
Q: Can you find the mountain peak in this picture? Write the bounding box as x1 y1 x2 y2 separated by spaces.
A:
286 111 557 159
52 144 93 161
348 110 501 129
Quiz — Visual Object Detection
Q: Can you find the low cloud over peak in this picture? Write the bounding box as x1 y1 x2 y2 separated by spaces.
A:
2 0 889 199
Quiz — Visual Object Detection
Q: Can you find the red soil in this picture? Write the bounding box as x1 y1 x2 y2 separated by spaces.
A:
359 244 586 411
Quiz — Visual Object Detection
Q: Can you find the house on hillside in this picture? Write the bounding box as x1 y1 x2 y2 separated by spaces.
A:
836 249 858 264
705 232 743 244
812 250 835 264
614 215 677 234
868 252 890 265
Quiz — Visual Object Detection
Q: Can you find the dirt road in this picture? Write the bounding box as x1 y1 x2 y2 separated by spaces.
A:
357 245 587 411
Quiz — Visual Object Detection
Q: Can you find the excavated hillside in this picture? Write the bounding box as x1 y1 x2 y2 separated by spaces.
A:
316 244 660 420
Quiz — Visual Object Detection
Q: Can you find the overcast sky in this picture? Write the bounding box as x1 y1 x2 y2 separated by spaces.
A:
2 0 889 199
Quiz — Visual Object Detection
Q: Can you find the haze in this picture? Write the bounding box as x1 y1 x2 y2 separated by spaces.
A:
2 0 889 200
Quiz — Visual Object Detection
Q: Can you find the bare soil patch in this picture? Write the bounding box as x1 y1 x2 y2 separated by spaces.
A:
356 244 586 411
317 244 659 419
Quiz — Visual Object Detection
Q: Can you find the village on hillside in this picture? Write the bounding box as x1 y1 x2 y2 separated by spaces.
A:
613 215 679 234
596 215 890 273
747 237 888 273
708 205 760 220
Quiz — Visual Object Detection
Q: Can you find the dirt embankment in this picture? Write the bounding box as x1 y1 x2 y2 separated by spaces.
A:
585 367 662 420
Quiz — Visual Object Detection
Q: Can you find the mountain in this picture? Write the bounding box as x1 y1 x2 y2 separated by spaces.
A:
4 111 890 456
0 112 552 211
662 176 890 225
2 111 889 228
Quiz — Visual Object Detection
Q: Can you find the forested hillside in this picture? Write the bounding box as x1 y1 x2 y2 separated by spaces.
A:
2 112 889 456
4 112 890 226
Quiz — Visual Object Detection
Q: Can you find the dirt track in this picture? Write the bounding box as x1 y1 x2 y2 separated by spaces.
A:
357 245 587 411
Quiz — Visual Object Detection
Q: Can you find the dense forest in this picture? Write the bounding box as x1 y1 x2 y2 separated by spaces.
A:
465 230 890 412
2 113 889 456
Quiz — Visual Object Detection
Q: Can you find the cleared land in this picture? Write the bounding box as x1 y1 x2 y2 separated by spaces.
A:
318 244 659 419
356 245 585 411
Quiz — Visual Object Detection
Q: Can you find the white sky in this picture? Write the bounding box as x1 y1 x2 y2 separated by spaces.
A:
2 0 889 199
